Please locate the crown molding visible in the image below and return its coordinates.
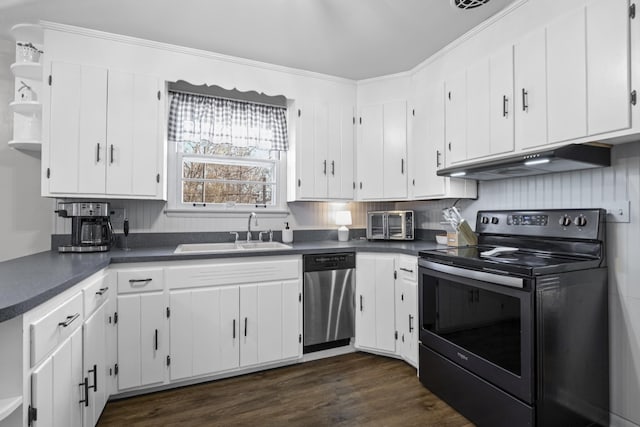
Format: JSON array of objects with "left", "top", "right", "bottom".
[{"left": 39, "top": 20, "right": 357, "bottom": 86}]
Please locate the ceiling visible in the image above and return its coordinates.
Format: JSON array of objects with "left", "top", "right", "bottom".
[{"left": 0, "top": 0, "right": 516, "bottom": 80}]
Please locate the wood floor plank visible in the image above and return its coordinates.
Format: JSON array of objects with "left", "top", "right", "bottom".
[{"left": 98, "top": 352, "right": 474, "bottom": 426}]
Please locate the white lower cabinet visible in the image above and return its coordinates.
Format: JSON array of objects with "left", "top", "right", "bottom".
[
  {"left": 82, "top": 302, "right": 108, "bottom": 427},
  {"left": 31, "top": 327, "right": 83, "bottom": 427},
  {"left": 355, "top": 253, "right": 418, "bottom": 369},
  {"left": 116, "top": 292, "right": 166, "bottom": 391},
  {"left": 355, "top": 253, "right": 396, "bottom": 354}
]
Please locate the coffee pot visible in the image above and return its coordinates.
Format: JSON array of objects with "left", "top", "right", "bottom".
[{"left": 56, "top": 202, "right": 114, "bottom": 252}]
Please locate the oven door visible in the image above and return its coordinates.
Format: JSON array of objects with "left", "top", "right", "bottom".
[
  {"left": 367, "top": 212, "right": 387, "bottom": 239},
  {"left": 419, "top": 260, "right": 534, "bottom": 403}
]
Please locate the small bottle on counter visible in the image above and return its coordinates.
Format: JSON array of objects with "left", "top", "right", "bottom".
[{"left": 282, "top": 222, "right": 293, "bottom": 243}]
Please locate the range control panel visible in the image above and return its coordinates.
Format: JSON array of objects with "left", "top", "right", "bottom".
[{"left": 476, "top": 209, "right": 605, "bottom": 240}]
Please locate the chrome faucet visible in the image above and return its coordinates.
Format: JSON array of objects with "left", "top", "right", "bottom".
[{"left": 247, "top": 212, "right": 258, "bottom": 242}]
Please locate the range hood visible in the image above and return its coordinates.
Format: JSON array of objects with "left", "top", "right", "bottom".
[{"left": 437, "top": 144, "right": 611, "bottom": 181}]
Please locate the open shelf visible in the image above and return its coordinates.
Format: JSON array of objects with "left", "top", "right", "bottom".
[
  {"left": 9, "top": 101, "right": 41, "bottom": 114},
  {"left": 10, "top": 62, "right": 42, "bottom": 81},
  {"left": 10, "top": 23, "right": 43, "bottom": 44},
  {"left": 8, "top": 140, "right": 41, "bottom": 151},
  {"left": 0, "top": 396, "right": 22, "bottom": 422}
]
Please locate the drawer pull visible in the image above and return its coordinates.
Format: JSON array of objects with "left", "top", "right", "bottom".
[
  {"left": 399, "top": 267, "right": 414, "bottom": 273},
  {"left": 95, "top": 286, "right": 109, "bottom": 296},
  {"left": 154, "top": 329, "right": 158, "bottom": 351},
  {"left": 58, "top": 313, "right": 79, "bottom": 327},
  {"left": 409, "top": 314, "right": 414, "bottom": 333},
  {"left": 129, "top": 278, "right": 153, "bottom": 286}
]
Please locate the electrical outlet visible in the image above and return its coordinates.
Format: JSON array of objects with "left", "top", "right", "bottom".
[
  {"left": 109, "top": 207, "right": 126, "bottom": 227},
  {"left": 601, "top": 201, "right": 630, "bottom": 223}
]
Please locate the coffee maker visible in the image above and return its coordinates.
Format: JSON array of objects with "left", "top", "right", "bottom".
[{"left": 56, "top": 202, "right": 114, "bottom": 252}]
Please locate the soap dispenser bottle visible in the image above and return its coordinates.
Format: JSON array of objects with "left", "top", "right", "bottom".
[{"left": 282, "top": 222, "right": 293, "bottom": 243}]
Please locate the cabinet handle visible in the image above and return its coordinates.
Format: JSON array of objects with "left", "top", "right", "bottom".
[
  {"left": 79, "top": 378, "right": 89, "bottom": 407},
  {"left": 88, "top": 364, "right": 97, "bottom": 392},
  {"left": 503, "top": 95, "right": 508, "bottom": 117},
  {"left": 154, "top": 329, "right": 158, "bottom": 351},
  {"left": 359, "top": 295, "right": 363, "bottom": 312},
  {"left": 129, "top": 278, "right": 152, "bottom": 286},
  {"left": 399, "top": 267, "right": 414, "bottom": 273},
  {"left": 58, "top": 313, "right": 79, "bottom": 327},
  {"left": 401, "top": 158, "right": 405, "bottom": 174},
  {"left": 95, "top": 286, "right": 109, "bottom": 296},
  {"left": 331, "top": 160, "right": 335, "bottom": 176},
  {"left": 323, "top": 160, "right": 327, "bottom": 175},
  {"left": 448, "top": 142, "right": 452, "bottom": 151},
  {"left": 233, "top": 319, "right": 236, "bottom": 339},
  {"left": 110, "top": 144, "right": 114, "bottom": 164},
  {"left": 522, "top": 88, "right": 529, "bottom": 112},
  {"left": 436, "top": 150, "right": 442, "bottom": 168},
  {"left": 409, "top": 315, "right": 414, "bottom": 333},
  {"left": 244, "top": 317, "right": 248, "bottom": 337},
  {"left": 96, "top": 143, "right": 101, "bottom": 163}
]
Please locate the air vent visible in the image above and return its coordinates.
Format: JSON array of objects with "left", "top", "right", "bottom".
[{"left": 452, "top": 0, "right": 491, "bottom": 10}]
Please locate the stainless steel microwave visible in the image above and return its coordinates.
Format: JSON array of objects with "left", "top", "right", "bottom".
[{"left": 367, "top": 210, "right": 414, "bottom": 240}]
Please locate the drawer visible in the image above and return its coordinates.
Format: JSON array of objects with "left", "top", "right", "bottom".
[
  {"left": 82, "top": 272, "right": 111, "bottom": 317},
  {"left": 30, "top": 291, "right": 83, "bottom": 367},
  {"left": 118, "top": 268, "right": 164, "bottom": 294},
  {"left": 397, "top": 256, "right": 418, "bottom": 282}
]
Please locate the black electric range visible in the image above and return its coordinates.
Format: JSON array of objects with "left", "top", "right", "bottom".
[{"left": 417, "top": 209, "right": 609, "bottom": 427}]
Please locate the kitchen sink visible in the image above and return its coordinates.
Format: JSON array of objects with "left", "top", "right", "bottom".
[{"left": 174, "top": 241, "right": 291, "bottom": 254}]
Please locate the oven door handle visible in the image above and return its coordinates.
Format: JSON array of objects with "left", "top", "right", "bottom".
[{"left": 418, "top": 260, "right": 524, "bottom": 289}]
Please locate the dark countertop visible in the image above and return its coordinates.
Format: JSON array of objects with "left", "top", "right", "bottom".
[{"left": 0, "top": 239, "right": 442, "bottom": 323}]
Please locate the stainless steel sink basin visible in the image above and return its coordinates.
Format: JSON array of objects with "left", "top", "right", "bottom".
[{"left": 174, "top": 241, "right": 291, "bottom": 254}]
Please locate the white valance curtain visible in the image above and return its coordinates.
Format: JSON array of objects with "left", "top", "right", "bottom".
[{"left": 168, "top": 91, "right": 289, "bottom": 151}]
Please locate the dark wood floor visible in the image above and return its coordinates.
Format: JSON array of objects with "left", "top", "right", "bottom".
[{"left": 98, "top": 352, "right": 474, "bottom": 427}]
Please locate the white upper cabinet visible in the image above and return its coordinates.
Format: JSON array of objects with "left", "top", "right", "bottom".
[
  {"left": 489, "top": 45, "right": 515, "bottom": 156},
  {"left": 357, "top": 101, "right": 408, "bottom": 200},
  {"left": 514, "top": 27, "right": 548, "bottom": 150},
  {"left": 43, "top": 61, "right": 165, "bottom": 199},
  {"left": 546, "top": 7, "right": 588, "bottom": 144},
  {"left": 586, "top": 0, "right": 631, "bottom": 136},
  {"left": 465, "top": 58, "right": 491, "bottom": 160},
  {"left": 290, "top": 101, "right": 355, "bottom": 201},
  {"left": 409, "top": 82, "right": 477, "bottom": 200},
  {"left": 356, "top": 104, "right": 384, "bottom": 199},
  {"left": 445, "top": 70, "right": 467, "bottom": 166},
  {"left": 382, "top": 100, "right": 408, "bottom": 199}
]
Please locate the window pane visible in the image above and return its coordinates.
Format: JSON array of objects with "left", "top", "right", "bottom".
[
  {"left": 204, "top": 163, "right": 273, "bottom": 182},
  {"left": 182, "top": 181, "right": 204, "bottom": 203},
  {"left": 203, "top": 182, "right": 273, "bottom": 204},
  {"left": 183, "top": 161, "right": 205, "bottom": 179},
  {"left": 183, "top": 142, "right": 274, "bottom": 159}
]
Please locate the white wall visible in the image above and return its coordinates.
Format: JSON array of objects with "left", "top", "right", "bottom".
[
  {"left": 0, "top": 38, "right": 53, "bottom": 262},
  {"left": 400, "top": 141, "right": 640, "bottom": 427}
]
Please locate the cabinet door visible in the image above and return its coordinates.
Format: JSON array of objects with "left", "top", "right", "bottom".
[
  {"left": 394, "top": 279, "right": 408, "bottom": 360},
  {"left": 48, "top": 62, "right": 107, "bottom": 195},
  {"left": 327, "top": 105, "right": 355, "bottom": 199},
  {"left": 404, "top": 280, "right": 418, "bottom": 368},
  {"left": 466, "top": 58, "right": 491, "bottom": 160},
  {"left": 106, "top": 71, "right": 161, "bottom": 197},
  {"left": 490, "top": 45, "right": 515, "bottom": 156},
  {"left": 82, "top": 302, "right": 108, "bottom": 427},
  {"left": 295, "top": 101, "right": 316, "bottom": 199},
  {"left": 383, "top": 100, "right": 407, "bottom": 199},
  {"left": 586, "top": 0, "right": 631, "bottom": 135},
  {"left": 445, "top": 71, "right": 467, "bottom": 165},
  {"left": 357, "top": 104, "right": 384, "bottom": 199},
  {"left": 117, "top": 292, "right": 164, "bottom": 390},
  {"left": 282, "top": 280, "right": 302, "bottom": 359},
  {"left": 547, "top": 7, "right": 587, "bottom": 143},
  {"left": 514, "top": 27, "right": 548, "bottom": 150},
  {"left": 32, "top": 327, "right": 83, "bottom": 427},
  {"left": 374, "top": 255, "right": 396, "bottom": 353},
  {"left": 312, "top": 103, "right": 329, "bottom": 198},
  {"left": 355, "top": 255, "right": 377, "bottom": 349},
  {"left": 169, "top": 286, "right": 240, "bottom": 380}
]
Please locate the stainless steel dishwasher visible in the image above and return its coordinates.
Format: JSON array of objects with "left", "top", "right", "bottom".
[{"left": 303, "top": 252, "right": 355, "bottom": 353}]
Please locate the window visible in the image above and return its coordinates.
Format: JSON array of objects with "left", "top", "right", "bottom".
[{"left": 167, "top": 90, "right": 288, "bottom": 212}]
